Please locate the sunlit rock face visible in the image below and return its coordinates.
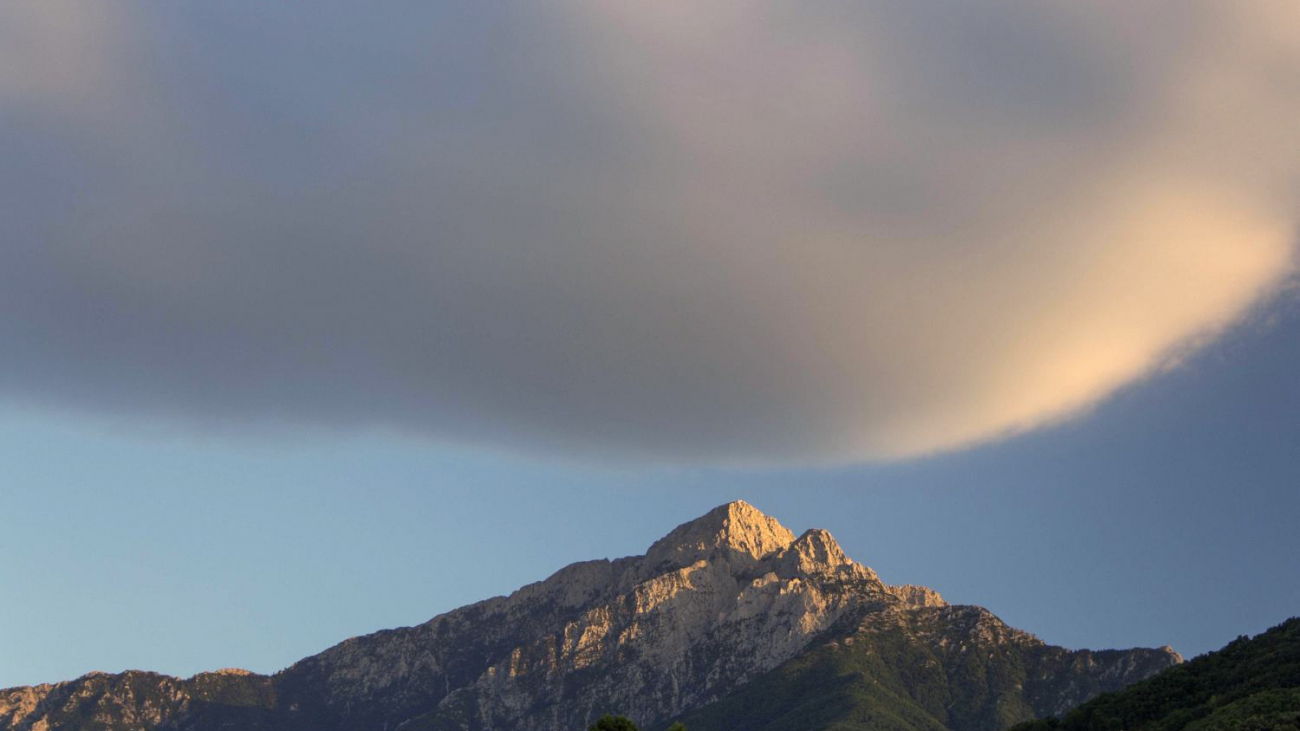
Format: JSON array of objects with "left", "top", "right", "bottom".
[
  {"left": 644, "top": 501, "right": 797, "bottom": 571},
  {"left": 280, "top": 501, "right": 889, "bottom": 731},
  {"left": 0, "top": 502, "right": 1180, "bottom": 731},
  {"left": 886, "top": 584, "right": 950, "bottom": 608}
]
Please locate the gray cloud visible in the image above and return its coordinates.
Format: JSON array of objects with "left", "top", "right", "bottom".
[{"left": 1, "top": 1, "right": 1297, "bottom": 464}]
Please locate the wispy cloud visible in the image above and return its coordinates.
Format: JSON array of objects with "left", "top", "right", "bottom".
[{"left": 1, "top": 1, "right": 1296, "bottom": 464}]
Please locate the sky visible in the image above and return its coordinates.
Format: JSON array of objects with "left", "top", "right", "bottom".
[{"left": 1, "top": 0, "right": 1298, "bottom": 690}]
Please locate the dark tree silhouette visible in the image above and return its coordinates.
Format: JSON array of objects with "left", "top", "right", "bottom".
[{"left": 588, "top": 714, "right": 640, "bottom": 731}]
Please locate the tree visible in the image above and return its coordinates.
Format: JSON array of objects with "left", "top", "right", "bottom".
[
  {"left": 666, "top": 723, "right": 688, "bottom": 731},
  {"left": 588, "top": 714, "right": 640, "bottom": 731}
]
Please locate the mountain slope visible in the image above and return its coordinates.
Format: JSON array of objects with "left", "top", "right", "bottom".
[
  {"left": 0, "top": 501, "right": 1181, "bottom": 731},
  {"left": 1008, "top": 618, "right": 1300, "bottom": 731},
  {"left": 673, "top": 604, "right": 1179, "bottom": 731}
]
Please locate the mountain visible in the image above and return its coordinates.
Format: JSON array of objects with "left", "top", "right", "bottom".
[
  {"left": 1008, "top": 617, "right": 1300, "bottom": 731},
  {"left": 674, "top": 603, "right": 1180, "bottom": 731},
  {"left": 0, "top": 501, "right": 1180, "bottom": 731}
]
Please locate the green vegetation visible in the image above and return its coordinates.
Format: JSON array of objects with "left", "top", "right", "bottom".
[
  {"left": 664, "top": 605, "right": 1179, "bottom": 731},
  {"left": 1010, "top": 618, "right": 1300, "bottom": 731},
  {"left": 667, "top": 627, "right": 974, "bottom": 731},
  {"left": 591, "top": 716, "right": 642, "bottom": 731},
  {"left": 665, "top": 616, "right": 1297, "bottom": 731}
]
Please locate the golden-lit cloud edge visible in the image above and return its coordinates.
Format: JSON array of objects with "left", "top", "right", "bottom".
[{"left": 0, "top": 1, "right": 1296, "bottom": 464}]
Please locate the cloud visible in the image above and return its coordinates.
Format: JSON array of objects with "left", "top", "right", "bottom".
[{"left": 0, "top": 0, "right": 1296, "bottom": 464}]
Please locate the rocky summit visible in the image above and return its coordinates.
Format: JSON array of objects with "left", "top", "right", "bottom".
[{"left": 0, "top": 501, "right": 1181, "bottom": 731}]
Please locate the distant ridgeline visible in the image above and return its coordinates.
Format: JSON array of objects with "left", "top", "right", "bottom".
[
  {"left": 0, "top": 502, "right": 1184, "bottom": 731},
  {"left": 1008, "top": 618, "right": 1300, "bottom": 731}
]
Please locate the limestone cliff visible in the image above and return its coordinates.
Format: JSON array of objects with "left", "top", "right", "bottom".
[{"left": 0, "top": 501, "right": 1181, "bottom": 731}]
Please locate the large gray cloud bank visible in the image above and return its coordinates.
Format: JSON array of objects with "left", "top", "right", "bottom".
[{"left": 1, "top": 1, "right": 1297, "bottom": 463}]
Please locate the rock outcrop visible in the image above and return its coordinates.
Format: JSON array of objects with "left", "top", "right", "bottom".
[
  {"left": 0, "top": 501, "right": 1181, "bottom": 731},
  {"left": 886, "top": 584, "right": 949, "bottom": 608}
]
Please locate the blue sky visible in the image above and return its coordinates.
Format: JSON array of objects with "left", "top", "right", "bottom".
[
  {"left": 3, "top": 296, "right": 1297, "bottom": 689},
  {"left": 2, "top": 1, "right": 1299, "bottom": 691}
]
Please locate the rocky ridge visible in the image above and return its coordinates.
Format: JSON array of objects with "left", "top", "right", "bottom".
[{"left": 0, "top": 501, "right": 1181, "bottom": 731}]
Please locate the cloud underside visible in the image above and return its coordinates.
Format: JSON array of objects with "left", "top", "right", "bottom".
[{"left": 1, "top": 1, "right": 1297, "bottom": 463}]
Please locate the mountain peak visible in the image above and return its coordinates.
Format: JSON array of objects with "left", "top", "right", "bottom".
[
  {"left": 645, "top": 500, "right": 795, "bottom": 569},
  {"left": 0, "top": 500, "right": 1187, "bottom": 731},
  {"left": 773, "top": 527, "right": 884, "bottom": 584},
  {"left": 781, "top": 528, "right": 850, "bottom": 568}
]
